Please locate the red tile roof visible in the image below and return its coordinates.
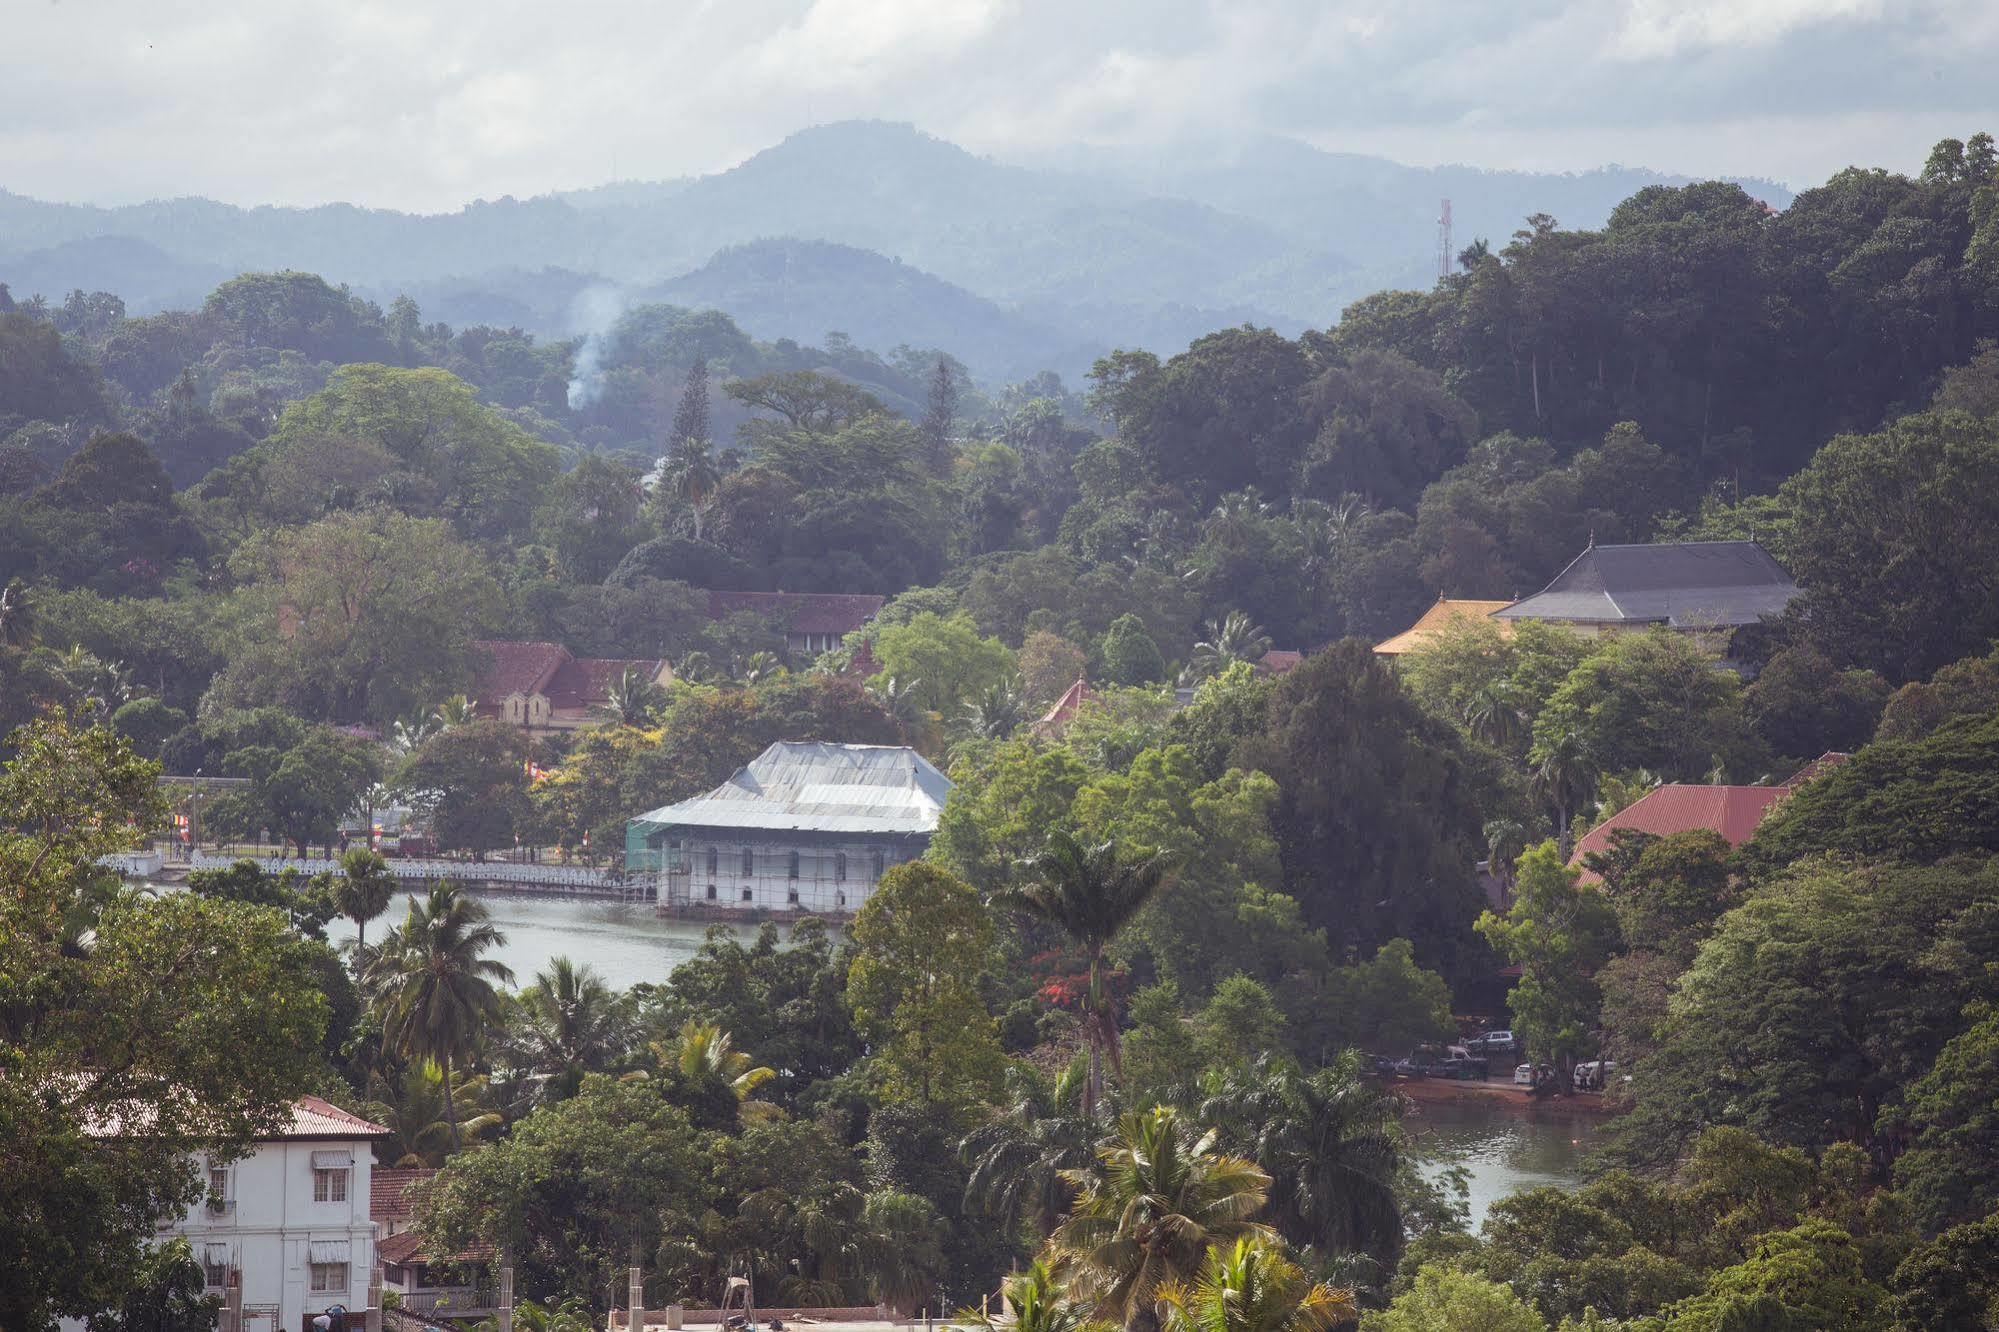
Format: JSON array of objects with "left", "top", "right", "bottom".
[
  {"left": 378, "top": 1229, "right": 494, "bottom": 1266},
  {"left": 705, "top": 590, "right": 886, "bottom": 636},
  {"left": 1571, "top": 784, "right": 1787, "bottom": 878},
  {"left": 546, "top": 657, "right": 665, "bottom": 710},
  {"left": 1257, "top": 649, "right": 1306, "bottom": 676},
  {"left": 1032, "top": 678, "right": 1094, "bottom": 735},
  {"left": 470, "top": 640, "right": 569, "bottom": 705},
  {"left": 282, "top": 1095, "right": 391, "bottom": 1139},
  {"left": 371, "top": 1167, "right": 435, "bottom": 1223},
  {"left": 1779, "top": 751, "right": 1852, "bottom": 788}
]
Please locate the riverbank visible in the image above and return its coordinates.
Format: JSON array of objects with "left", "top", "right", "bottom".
[{"left": 1381, "top": 1073, "right": 1621, "bottom": 1115}]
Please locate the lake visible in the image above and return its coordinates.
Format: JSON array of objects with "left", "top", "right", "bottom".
[
  {"left": 324, "top": 889, "right": 778, "bottom": 986},
  {"left": 1405, "top": 1096, "right": 1602, "bottom": 1229}
]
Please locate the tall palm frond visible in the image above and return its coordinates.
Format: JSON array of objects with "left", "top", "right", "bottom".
[
  {"left": 596, "top": 665, "right": 666, "bottom": 727},
  {"left": 1189, "top": 613, "right": 1271, "bottom": 680},
  {"left": 1156, "top": 1237, "right": 1355, "bottom": 1332}
]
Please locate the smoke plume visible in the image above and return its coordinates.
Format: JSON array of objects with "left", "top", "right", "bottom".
[{"left": 565, "top": 285, "right": 627, "bottom": 409}]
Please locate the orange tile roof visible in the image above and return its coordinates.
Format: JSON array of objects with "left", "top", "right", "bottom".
[
  {"left": 1374, "top": 599, "right": 1516, "bottom": 655},
  {"left": 371, "top": 1167, "right": 435, "bottom": 1223},
  {"left": 1570, "top": 785, "right": 1787, "bottom": 880}
]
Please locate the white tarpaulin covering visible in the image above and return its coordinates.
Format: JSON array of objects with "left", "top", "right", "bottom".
[
  {"left": 310, "top": 1150, "right": 354, "bottom": 1168},
  {"left": 308, "top": 1240, "right": 350, "bottom": 1263},
  {"left": 633, "top": 741, "right": 950, "bottom": 835}
]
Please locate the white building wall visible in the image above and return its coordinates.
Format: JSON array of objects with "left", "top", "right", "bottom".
[
  {"left": 177, "top": 1137, "right": 378, "bottom": 1332},
  {"left": 671, "top": 836, "right": 911, "bottom": 914}
]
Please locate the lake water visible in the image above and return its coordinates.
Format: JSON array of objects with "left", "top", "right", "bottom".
[
  {"left": 324, "top": 889, "right": 778, "bottom": 986},
  {"left": 1404, "top": 1097, "right": 1601, "bottom": 1229}
]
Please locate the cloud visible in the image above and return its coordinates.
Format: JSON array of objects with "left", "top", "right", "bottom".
[{"left": 0, "top": 0, "right": 1989, "bottom": 209}]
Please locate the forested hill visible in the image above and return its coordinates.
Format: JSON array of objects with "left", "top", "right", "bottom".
[{"left": 0, "top": 121, "right": 1789, "bottom": 381}]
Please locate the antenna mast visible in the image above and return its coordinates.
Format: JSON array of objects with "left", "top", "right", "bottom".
[{"left": 1437, "top": 198, "right": 1453, "bottom": 281}]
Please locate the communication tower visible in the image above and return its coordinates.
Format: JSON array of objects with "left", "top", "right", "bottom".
[{"left": 1437, "top": 198, "right": 1453, "bottom": 281}]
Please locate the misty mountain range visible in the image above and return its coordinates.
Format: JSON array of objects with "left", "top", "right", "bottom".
[{"left": 0, "top": 120, "right": 1793, "bottom": 383}]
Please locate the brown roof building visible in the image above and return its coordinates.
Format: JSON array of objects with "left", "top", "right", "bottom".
[
  {"left": 1570, "top": 753, "right": 1850, "bottom": 881},
  {"left": 1374, "top": 598, "right": 1517, "bottom": 656},
  {"left": 470, "top": 640, "right": 673, "bottom": 733},
  {"left": 705, "top": 590, "right": 886, "bottom": 657}
]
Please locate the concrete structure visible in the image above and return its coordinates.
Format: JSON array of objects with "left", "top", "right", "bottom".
[
  {"left": 1494, "top": 540, "right": 1798, "bottom": 648},
  {"left": 172, "top": 1097, "right": 389, "bottom": 1332},
  {"left": 470, "top": 640, "right": 673, "bottom": 732},
  {"left": 626, "top": 741, "right": 950, "bottom": 916},
  {"left": 1374, "top": 598, "right": 1517, "bottom": 656},
  {"left": 703, "top": 590, "right": 886, "bottom": 659}
]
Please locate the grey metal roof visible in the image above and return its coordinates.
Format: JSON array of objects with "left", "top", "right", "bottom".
[
  {"left": 1494, "top": 540, "right": 1799, "bottom": 628},
  {"left": 632, "top": 741, "right": 951, "bottom": 836}
]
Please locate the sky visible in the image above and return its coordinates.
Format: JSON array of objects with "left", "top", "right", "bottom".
[{"left": 3, "top": 0, "right": 1994, "bottom": 212}]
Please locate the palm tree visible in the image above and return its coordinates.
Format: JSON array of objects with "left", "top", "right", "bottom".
[
  {"left": 962, "top": 1060, "right": 1096, "bottom": 1241},
  {"left": 1200, "top": 1055, "right": 1404, "bottom": 1268},
  {"left": 1005, "top": 831, "right": 1169, "bottom": 1117},
  {"left": 596, "top": 665, "right": 666, "bottom": 727},
  {"left": 368, "top": 883, "right": 514, "bottom": 1151},
  {"left": 651, "top": 1019, "right": 775, "bottom": 1100},
  {"left": 334, "top": 846, "right": 397, "bottom": 953},
  {"left": 677, "top": 650, "right": 717, "bottom": 684},
  {"left": 962, "top": 675, "right": 1027, "bottom": 740},
  {"left": 658, "top": 434, "right": 721, "bottom": 539},
  {"left": 1530, "top": 728, "right": 1597, "bottom": 858},
  {"left": 1189, "top": 613, "right": 1271, "bottom": 679},
  {"left": 391, "top": 713, "right": 441, "bottom": 755},
  {"left": 1461, "top": 680, "right": 1527, "bottom": 752},
  {"left": 367, "top": 1056, "right": 504, "bottom": 1167},
  {"left": 433, "top": 693, "right": 477, "bottom": 728},
  {"left": 512, "top": 956, "right": 629, "bottom": 1100},
  {"left": 475, "top": 1298, "right": 596, "bottom": 1332},
  {"left": 0, "top": 578, "right": 38, "bottom": 648},
  {"left": 1053, "top": 1106, "right": 1275, "bottom": 1332},
  {"left": 736, "top": 650, "right": 783, "bottom": 685},
  {"left": 960, "top": 1260, "right": 1108, "bottom": 1332},
  {"left": 1156, "top": 1237, "right": 1354, "bottom": 1332},
  {"left": 1482, "top": 818, "right": 1530, "bottom": 899}
]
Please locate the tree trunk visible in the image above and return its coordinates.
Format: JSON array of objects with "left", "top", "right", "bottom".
[{"left": 442, "top": 1050, "right": 462, "bottom": 1152}]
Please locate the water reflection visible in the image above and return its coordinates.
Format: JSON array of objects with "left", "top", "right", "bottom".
[
  {"left": 1405, "top": 1098, "right": 1601, "bottom": 1230},
  {"left": 324, "top": 890, "right": 792, "bottom": 988}
]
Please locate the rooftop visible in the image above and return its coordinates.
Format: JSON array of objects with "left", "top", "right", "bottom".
[
  {"left": 1374, "top": 599, "right": 1517, "bottom": 655},
  {"left": 632, "top": 741, "right": 950, "bottom": 836},
  {"left": 371, "top": 1166, "right": 436, "bottom": 1223},
  {"left": 1495, "top": 540, "right": 1798, "bottom": 628}
]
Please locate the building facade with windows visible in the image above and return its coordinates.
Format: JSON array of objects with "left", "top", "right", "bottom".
[
  {"left": 174, "top": 1097, "right": 388, "bottom": 1332},
  {"left": 625, "top": 741, "right": 950, "bottom": 917}
]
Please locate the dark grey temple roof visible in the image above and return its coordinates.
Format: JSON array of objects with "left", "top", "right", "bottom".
[{"left": 1494, "top": 540, "right": 1799, "bottom": 627}]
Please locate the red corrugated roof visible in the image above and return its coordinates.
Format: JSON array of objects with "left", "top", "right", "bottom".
[
  {"left": 283, "top": 1095, "right": 391, "bottom": 1139},
  {"left": 705, "top": 590, "right": 885, "bottom": 635},
  {"left": 1571, "top": 784, "right": 1787, "bottom": 877},
  {"left": 371, "top": 1167, "right": 435, "bottom": 1223},
  {"left": 470, "top": 640, "right": 569, "bottom": 705},
  {"left": 1032, "top": 678, "right": 1093, "bottom": 735}
]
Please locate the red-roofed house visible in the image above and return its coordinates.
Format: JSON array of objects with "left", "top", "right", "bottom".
[
  {"left": 1032, "top": 678, "right": 1095, "bottom": 737},
  {"left": 470, "top": 641, "right": 673, "bottom": 733},
  {"left": 1569, "top": 754, "right": 1850, "bottom": 882},
  {"left": 705, "top": 590, "right": 886, "bottom": 657},
  {"left": 1256, "top": 649, "right": 1307, "bottom": 677}
]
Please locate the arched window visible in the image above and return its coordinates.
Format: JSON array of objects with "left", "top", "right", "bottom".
[
  {"left": 835, "top": 852, "right": 847, "bottom": 881},
  {"left": 788, "top": 851, "right": 801, "bottom": 879},
  {"left": 871, "top": 850, "right": 885, "bottom": 879},
  {"left": 705, "top": 883, "right": 717, "bottom": 901},
  {"left": 705, "top": 846, "right": 718, "bottom": 875},
  {"left": 741, "top": 847, "right": 754, "bottom": 875}
]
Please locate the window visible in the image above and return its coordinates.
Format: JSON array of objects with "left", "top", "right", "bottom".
[
  {"left": 741, "top": 847, "right": 754, "bottom": 875},
  {"left": 706, "top": 883, "right": 717, "bottom": 900},
  {"left": 787, "top": 851, "right": 801, "bottom": 879},
  {"left": 202, "top": 1253, "right": 227, "bottom": 1290},
  {"left": 208, "top": 1164, "right": 228, "bottom": 1198},
  {"left": 741, "top": 887, "right": 753, "bottom": 902},
  {"left": 705, "top": 846, "right": 718, "bottom": 875},
  {"left": 787, "top": 887, "right": 800, "bottom": 904},
  {"left": 836, "top": 891, "right": 847, "bottom": 908},
  {"left": 313, "top": 1168, "right": 348, "bottom": 1203},
  {"left": 835, "top": 852, "right": 847, "bottom": 881},
  {"left": 871, "top": 850, "right": 885, "bottom": 878},
  {"left": 310, "top": 1263, "right": 348, "bottom": 1293}
]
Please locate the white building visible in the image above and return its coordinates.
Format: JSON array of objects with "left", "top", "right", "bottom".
[
  {"left": 625, "top": 741, "right": 951, "bottom": 916},
  {"left": 177, "top": 1097, "right": 389, "bottom": 1332}
]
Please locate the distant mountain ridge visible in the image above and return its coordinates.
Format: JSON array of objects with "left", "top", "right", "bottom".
[{"left": 0, "top": 121, "right": 1796, "bottom": 382}]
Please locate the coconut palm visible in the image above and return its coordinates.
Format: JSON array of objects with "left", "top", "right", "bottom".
[
  {"left": 1053, "top": 1106, "right": 1275, "bottom": 1332},
  {"left": 0, "top": 578, "right": 38, "bottom": 648},
  {"left": 736, "top": 651, "right": 784, "bottom": 685},
  {"left": 391, "top": 714, "right": 440, "bottom": 755},
  {"left": 1461, "top": 680, "right": 1528, "bottom": 752},
  {"left": 1005, "top": 831, "right": 1169, "bottom": 1117},
  {"left": 596, "top": 665, "right": 666, "bottom": 727},
  {"left": 433, "top": 693, "right": 477, "bottom": 728},
  {"left": 334, "top": 846, "right": 397, "bottom": 953},
  {"left": 511, "top": 956, "right": 629, "bottom": 1100},
  {"left": 1530, "top": 728, "right": 1597, "bottom": 858},
  {"left": 857, "top": 1190, "right": 946, "bottom": 1316},
  {"left": 962, "top": 675, "right": 1027, "bottom": 740},
  {"left": 367, "top": 1056, "right": 504, "bottom": 1167},
  {"left": 1189, "top": 613, "right": 1271, "bottom": 679},
  {"left": 658, "top": 434, "right": 720, "bottom": 539},
  {"left": 1156, "top": 1237, "right": 1355, "bottom": 1332},
  {"left": 368, "top": 882, "right": 514, "bottom": 1151},
  {"left": 651, "top": 1019, "right": 775, "bottom": 1101},
  {"left": 1200, "top": 1055, "right": 1404, "bottom": 1267},
  {"left": 677, "top": 650, "right": 717, "bottom": 684},
  {"left": 962, "top": 1059, "right": 1096, "bottom": 1241},
  {"left": 1482, "top": 818, "right": 1530, "bottom": 897},
  {"left": 474, "top": 1298, "right": 596, "bottom": 1332},
  {"left": 960, "top": 1260, "right": 1108, "bottom": 1332}
]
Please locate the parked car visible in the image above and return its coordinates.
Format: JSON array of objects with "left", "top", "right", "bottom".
[
  {"left": 1396, "top": 1044, "right": 1489, "bottom": 1080},
  {"left": 1467, "top": 1030, "right": 1518, "bottom": 1055},
  {"left": 1574, "top": 1059, "right": 1619, "bottom": 1091},
  {"left": 1513, "top": 1062, "right": 1536, "bottom": 1086}
]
